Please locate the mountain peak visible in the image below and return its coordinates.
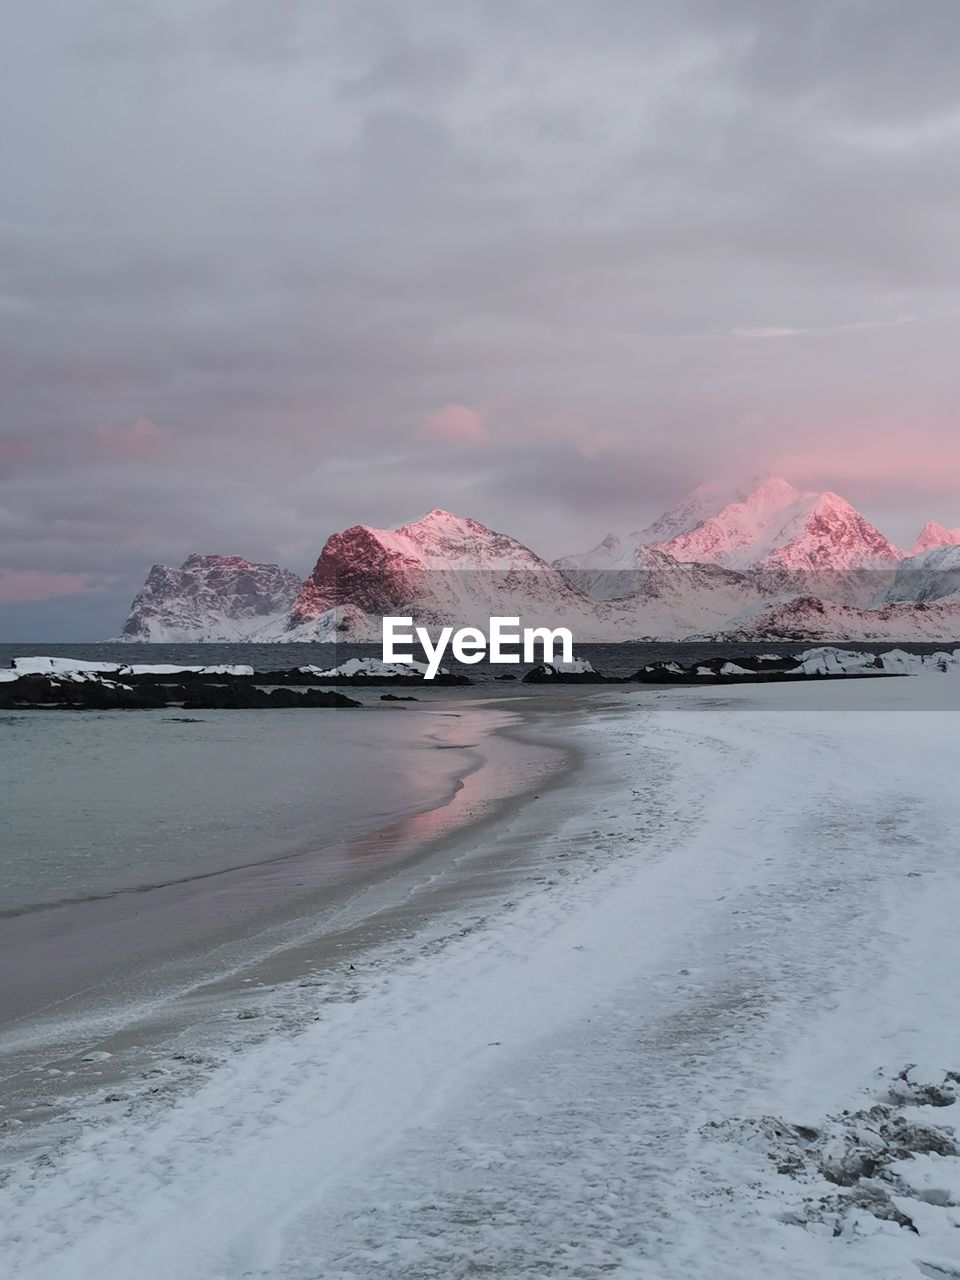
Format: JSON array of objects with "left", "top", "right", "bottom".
[
  {"left": 912, "top": 520, "right": 960, "bottom": 555},
  {"left": 648, "top": 477, "right": 902, "bottom": 570},
  {"left": 420, "top": 507, "right": 463, "bottom": 523},
  {"left": 286, "top": 507, "right": 563, "bottom": 632},
  {"left": 117, "top": 555, "right": 301, "bottom": 642},
  {"left": 742, "top": 475, "right": 806, "bottom": 505}
]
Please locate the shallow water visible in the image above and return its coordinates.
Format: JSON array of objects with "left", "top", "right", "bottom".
[
  {"left": 0, "top": 704, "right": 469, "bottom": 917},
  {"left": 0, "top": 698, "right": 522, "bottom": 1028}
]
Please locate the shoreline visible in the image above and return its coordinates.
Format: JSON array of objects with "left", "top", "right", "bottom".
[{"left": 0, "top": 689, "right": 591, "bottom": 1154}]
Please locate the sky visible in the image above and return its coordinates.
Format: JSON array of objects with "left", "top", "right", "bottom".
[{"left": 3, "top": 0, "right": 960, "bottom": 639}]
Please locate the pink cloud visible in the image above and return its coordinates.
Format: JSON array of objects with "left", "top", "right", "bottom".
[
  {"left": 422, "top": 405, "right": 490, "bottom": 448},
  {"left": 0, "top": 437, "right": 37, "bottom": 464},
  {"left": 0, "top": 570, "right": 96, "bottom": 602},
  {"left": 764, "top": 414, "right": 960, "bottom": 500},
  {"left": 95, "top": 418, "right": 169, "bottom": 460}
]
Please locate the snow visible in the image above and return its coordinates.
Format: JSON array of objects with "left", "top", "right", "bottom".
[
  {"left": 545, "top": 657, "right": 595, "bottom": 674},
  {"left": 13, "top": 656, "right": 120, "bottom": 674},
  {"left": 9, "top": 657, "right": 254, "bottom": 677},
  {"left": 876, "top": 648, "right": 960, "bottom": 674},
  {"left": 3, "top": 665, "right": 131, "bottom": 688},
  {"left": 4, "top": 678, "right": 960, "bottom": 1278},
  {"left": 794, "top": 646, "right": 960, "bottom": 676},
  {"left": 299, "top": 658, "right": 446, "bottom": 678},
  {"left": 124, "top": 664, "right": 255, "bottom": 677}
]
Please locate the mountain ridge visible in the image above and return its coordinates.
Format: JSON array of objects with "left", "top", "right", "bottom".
[{"left": 116, "top": 480, "right": 960, "bottom": 643}]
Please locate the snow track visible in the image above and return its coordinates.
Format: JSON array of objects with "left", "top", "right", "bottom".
[{"left": 2, "top": 679, "right": 960, "bottom": 1279}]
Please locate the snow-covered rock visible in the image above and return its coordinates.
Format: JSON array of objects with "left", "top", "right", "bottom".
[
  {"left": 791, "top": 646, "right": 960, "bottom": 676},
  {"left": 635, "top": 647, "right": 960, "bottom": 683},
  {"left": 548, "top": 657, "right": 595, "bottom": 674},
  {"left": 299, "top": 659, "right": 445, "bottom": 679},
  {"left": 522, "top": 658, "right": 606, "bottom": 682},
  {"left": 117, "top": 555, "right": 301, "bottom": 642},
  {"left": 11, "top": 657, "right": 255, "bottom": 678},
  {"left": 13, "top": 656, "right": 121, "bottom": 675}
]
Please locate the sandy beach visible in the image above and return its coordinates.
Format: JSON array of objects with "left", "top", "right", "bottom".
[{"left": 3, "top": 677, "right": 960, "bottom": 1279}]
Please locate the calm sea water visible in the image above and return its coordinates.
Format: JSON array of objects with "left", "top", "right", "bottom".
[
  {"left": 1, "top": 690, "right": 538, "bottom": 1031},
  {"left": 0, "top": 704, "right": 471, "bottom": 919}
]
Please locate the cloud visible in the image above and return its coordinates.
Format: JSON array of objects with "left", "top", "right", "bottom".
[
  {"left": 4, "top": 1, "right": 960, "bottom": 634},
  {"left": 94, "top": 419, "right": 170, "bottom": 460},
  {"left": 0, "top": 569, "right": 97, "bottom": 603},
  {"left": 0, "top": 437, "right": 38, "bottom": 464},
  {"left": 730, "top": 327, "right": 799, "bottom": 339},
  {"left": 421, "top": 405, "right": 490, "bottom": 447}
]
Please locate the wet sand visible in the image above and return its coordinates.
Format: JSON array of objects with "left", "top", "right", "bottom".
[{"left": 0, "top": 689, "right": 600, "bottom": 1144}]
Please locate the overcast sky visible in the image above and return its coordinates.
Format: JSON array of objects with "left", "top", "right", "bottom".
[{"left": 3, "top": 0, "right": 960, "bottom": 638}]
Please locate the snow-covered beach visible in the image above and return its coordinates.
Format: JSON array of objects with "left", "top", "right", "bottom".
[{"left": 3, "top": 675, "right": 960, "bottom": 1279}]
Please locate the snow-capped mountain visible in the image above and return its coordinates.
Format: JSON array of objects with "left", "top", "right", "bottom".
[
  {"left": 281, "top": 508, "right": 606, "bottom": 641},
  {"left": 912, "top": 521, "right": 960, "bottom": 554},
  {"left": 634, "top": 477, "right": 754, "bottom": 544},
  {"left": 883, "top": 545, "right": 960, "bottom": 605},
  {"left": 652, "top": 477, "right": 904, "bottom": 571},
  {"left": 112, "top": 483, "right": 960, "bottom": 644},
  {"left": 552, "top": 537, "right": 678, "bottom": 601},
  {"left": 552, "top": 477, "right": 757, "bottom": 596},
  {"left": 551, "top": 533, "right": 771, "bottom": 631},
  {"left": 117, "top": 555, "right": 301, "bottom": 642}
]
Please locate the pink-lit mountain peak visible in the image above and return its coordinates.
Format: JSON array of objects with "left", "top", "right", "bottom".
[
  {"left": 348, "top": 508, "right": 548, "bottom": 569},
  {"left": 635, "top": 474, "right": 781, "bottom": 544},
  {"left": 287, "top": 507, "right": 567, "bottom": 630},
  {"left": 651, "top": 477, "right": 904, "bottom": 570},
  {"left": 912, "top": 520, "right": 960, "bottom": 555}
]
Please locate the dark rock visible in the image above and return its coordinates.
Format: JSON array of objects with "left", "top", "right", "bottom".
[
  {"left": 0, "top": 674, "right": 360, "bottom": 711},
  {"left": 522, "top": 663, "right": 611, "bottom": 683},
  {"left": 381, "top": 693, "right": 418, "bottom": 701},
  {"left": 628, "top": 655, "right": 899, "bottom": 684}
]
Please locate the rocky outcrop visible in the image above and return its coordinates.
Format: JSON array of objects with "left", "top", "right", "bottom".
[
  {"left": 0, "top": 673, "right": 360, "bottom": 710},
  {"left": 522, "top": 660, "right": 612, "bottom": 683}
]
